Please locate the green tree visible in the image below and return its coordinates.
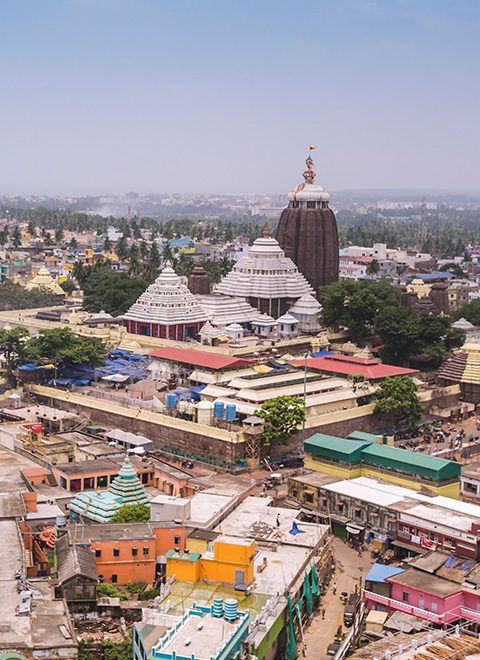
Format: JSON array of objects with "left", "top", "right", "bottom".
[
  {"left": 27, "top": 328, "right": 105, "bottom": 370},
  {"left": 72, "top": 261, "right": 87, "bottom": 285},
  {"left": 0, "top": 280, "right": 55, "bottom": 311},
  {"left": 103, "top": 236, "right": 112, "bottom": 253},
  {"left": 0, "top": 327, "right": 30, "bottom": 386},
  {"left": 110, "top": 503, "right": 150, "bottom": 523},
  {"left": 149, "top": 242, "right": 161, "bottom": 269},
  {"left": 366, "top": 259, "right": 379, "bottom": 275},
  {"left": 60, "top": 279, "right": 76, "bottom": 295},
  {"left": 453, "top": 299, "right": 480, "bottom": 326},
  {"left": 374, "top": 376, "right": 423, "bottom": 426},
  {"left": 115, "top": 236, "right": 129, "bottom": 261},
  {"left": 12, "top": 225, "right": 22, "bottom": 247},
  {"left": 319, "top": 279, "right": 400, "bottom": 338},
  {"left": 439, "top": 262, "right": 466, "bottom": 278},
  {"left": 256, "top": 395, "right": 305, "bottom": 447},
  {"left": 69, "top": 236, "right": 78, "bottom": 251},
  {"left": 82, "top": 269, "right": 148, "bottom": 316},
  {"left": 55, "top": 226, "right": 64, "bottom": 244}
]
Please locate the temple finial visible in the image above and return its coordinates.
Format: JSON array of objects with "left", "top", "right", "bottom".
[
  {"left": 262, "top": 223, "right": 270, "bottom": 238},
  {"left": 303, "top": 146, "right": 316, "bottom": 184}
]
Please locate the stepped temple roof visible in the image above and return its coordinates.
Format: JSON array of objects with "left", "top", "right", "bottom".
[
  {"left": 25, "top": 267, "right": 65, "bottom": 296},
  {"left": 123, "top": 264, "right": 208, "bottom": 326},
  {"left": 438, "top": 338, "right": 480, "bottom": 386},
  {"left": 215, "top": 225, "right": 313, "bottom": 307},
  {"left": 69, "top": 455, "right": 149, "bottom": 523}
]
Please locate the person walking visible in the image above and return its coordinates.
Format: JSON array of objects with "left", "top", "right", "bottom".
[
  {"left": 321, "top": 608, "right": 325, "bottom": 619},
  {"left": 332, "top": 582, "right": 337, "bottom": 595}
]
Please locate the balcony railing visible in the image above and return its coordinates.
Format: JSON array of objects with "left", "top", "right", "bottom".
[{"left": 364, "top": 590, "right": 450, "bottom": 624}]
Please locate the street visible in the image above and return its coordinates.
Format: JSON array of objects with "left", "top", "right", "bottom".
[{"left": 303, "top": 538, "right": 373, "bottom": 659}]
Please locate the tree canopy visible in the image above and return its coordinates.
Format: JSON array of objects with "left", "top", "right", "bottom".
[
  {"left": 110, "top": 503, "right": 150, "bottom": 523},
  {"left": 27, "top": 327, "right": 105, "bottom": 368},
  {"left": 374, "top": 376, "right": 423, "bottom": 426},
  {"left": 81, "top": 268, "right": 148, "bottom": 316},
  {"left": 319, "top": 279, "right": 400, "bottom": 338},
  {"left": 256, "top": 395, "right": 305, "bottom": 447},
  {"left": 453, "top": 299, "right": 480, "bottom": 326},
  {"left": 0, "top": 280, "right": 55, "bottom": 311},
  {"left": 375, "top": 305, "right": 465, "bottom": 366},
  {"left": 0, "top": 327, "right": 29, "bottom": 386}
]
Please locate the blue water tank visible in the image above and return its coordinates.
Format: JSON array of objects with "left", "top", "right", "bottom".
[
  {"left": 166, "top": 392, "right": 177, "bottom": 409},
  {"left": 225, "top": 403, "right": 236, "bottom": 421},
  {"left": 213, "top": 401, "right": 225, "bottom": 418}
]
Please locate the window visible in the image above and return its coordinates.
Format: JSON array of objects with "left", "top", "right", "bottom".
[
  {"left": 132, "top": 547, "right": 138, "bottom": 557},
  {"left": 174, "top": 535, "right": 181, "bottom": 545},
  {"left": 304, "top": 492, "right": 314, "bottom": 504},
  {"left": 464, "top": 481, "right": 478, "bottom": 495},
  {"left": 95, "top": 549, "right": 101, "bottom": 558},
  {"left": 431, "top": 601, "right": 438, "bottom": 612},
  {"left": 111, "top": 574, "right": 118, "bottom": 583},
  {"left": 97, "top": 475, "right": 108, "bottom": 488},
  {"left": 143, "top": 547, "right": 149, "bottom": 556},
  {"left": 113, "top": 548, "right": 120, "bottom": 557},
  {"left": 402, "top": 592, "right": 409, "bottom": 603}
]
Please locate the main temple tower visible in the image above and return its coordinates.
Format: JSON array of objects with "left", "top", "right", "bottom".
[{"left": 276, "top": 150, "right": 339, "bottom": 292}]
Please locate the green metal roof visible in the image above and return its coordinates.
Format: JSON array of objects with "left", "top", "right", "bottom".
[
  {"left": 360, "top": 443, "right": 461, "bottom": 481},
  {"left": 304, "top": 434, "right": 365, "bottom": 464},
  {"left": 347, "top": 430, "right": 378, "bottom": 443}
]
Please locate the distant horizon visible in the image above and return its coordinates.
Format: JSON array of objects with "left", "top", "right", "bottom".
[{"left": 1, "top": 1, "right": 479, "bottom": 195}]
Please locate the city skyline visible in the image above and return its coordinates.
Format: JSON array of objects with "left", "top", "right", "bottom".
[{"left": 1, "top": 0, "right": 479, "bottom": 195}]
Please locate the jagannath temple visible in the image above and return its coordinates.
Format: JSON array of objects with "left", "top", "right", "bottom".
[
  {"left": 123, "top": 264, "right": 209, "bottom": 339},
  {"left": 215, "top": 225, "right": 314, "bottom": 317},
  {"left": 276, "top": 148, "right": 339, "bottom": 291},
  {"left": 68, "top": 455, "right": 149, "bottom": 523}
]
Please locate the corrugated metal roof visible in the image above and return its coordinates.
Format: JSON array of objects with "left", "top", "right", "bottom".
[
  {"left": 149, "top": 347, "right": 252, "bottom": 370},
  {"left": 361, "top": 443, "right": 461, "bottom": 480},
  {"left": 365, "top": 563, "right": 405, "bottom": 583}
]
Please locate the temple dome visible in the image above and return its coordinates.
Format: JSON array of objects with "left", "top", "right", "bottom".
[
  {"left": 123, "top": 264, "right": 208, "bottom": 326},
  {"left": 215, "top": 226, "right": 314, "bottom": 316}
]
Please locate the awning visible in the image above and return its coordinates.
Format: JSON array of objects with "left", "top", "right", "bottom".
[
  {"left": 346, "top": 524, "right": 364, "bottom": 535},
  {"left": 391, "top": 540, "right": 428, "bottom": 555},
  {"left": 101, "top": 373, "right": 129, "bottom": 383}
]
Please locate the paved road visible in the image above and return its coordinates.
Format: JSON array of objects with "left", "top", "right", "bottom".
[{"left": 303, "top": 538, "right": 373, "bottom": 659}]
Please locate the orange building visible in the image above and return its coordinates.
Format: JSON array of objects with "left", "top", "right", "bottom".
[
  {"left": 166, "top": 536, "right": 255, "bottom": 588},
  {"left": 68, "top": 522, "right": 187, "bottom": 585}
]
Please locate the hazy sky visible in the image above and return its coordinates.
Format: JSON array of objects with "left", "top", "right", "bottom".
[{"left": 1, "top": 0, "right": 479, "bottom": 195}]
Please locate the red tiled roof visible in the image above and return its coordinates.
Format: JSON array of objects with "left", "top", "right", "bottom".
[
  {"left": 149, "top": 347, "right": 253, "bottom": 370},
  {"left": 290, "top": 354, "right": 417, "bottom": 379}
]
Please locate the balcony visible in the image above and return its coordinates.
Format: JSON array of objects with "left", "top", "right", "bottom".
[{"left": 363, "top": 590, "right": 446, "bottom": 624}]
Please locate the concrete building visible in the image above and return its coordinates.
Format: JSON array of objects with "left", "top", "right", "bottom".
[{"left": 303, "top": 433, "right": 461, "bottom": 498}]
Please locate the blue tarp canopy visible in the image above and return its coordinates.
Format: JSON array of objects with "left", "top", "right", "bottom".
[{"left": 19, "top": 363, "right": 41, "bottom": 371}]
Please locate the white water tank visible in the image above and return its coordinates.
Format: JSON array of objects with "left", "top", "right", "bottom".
[{"left": 195, "top": 400, "right": 214, "bottom": 425}]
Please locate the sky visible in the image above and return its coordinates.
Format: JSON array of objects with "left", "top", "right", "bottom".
[{"left": 0, "top": 0, "right": 479, "bottom": 195}]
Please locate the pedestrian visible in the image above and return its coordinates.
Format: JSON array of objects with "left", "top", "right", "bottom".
[
  {"left": 321, "top": 608, "right": 325, "bottom": 619},
  {"left": 276, "top": 513, "right": 281, "bottom": 528},
  {"left": 332, "top": 582, "right": 337, "bottom": 595}
]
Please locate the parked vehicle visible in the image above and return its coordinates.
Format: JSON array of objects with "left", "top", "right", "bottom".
[{"left": 343, "top": 593, "right": 360, "bottom": 627}]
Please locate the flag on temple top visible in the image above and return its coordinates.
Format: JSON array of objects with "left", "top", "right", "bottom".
[{"left": 309, "top": 145, "right": 317, "bottom": 150}]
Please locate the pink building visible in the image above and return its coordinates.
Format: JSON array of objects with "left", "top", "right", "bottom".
[{"left": 364, "top": 565, "right": 480, "bottom": 625}]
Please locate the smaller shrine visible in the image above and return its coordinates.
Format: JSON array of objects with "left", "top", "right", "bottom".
[
  {"left": 68, "top": 455, "right": 149, "bottom": 523},
  {"left": 123, "top": 264, "right": 209, "bottom": 340},
  {"left": 25, "top": 267, "right": 65, "bottom": 300}
]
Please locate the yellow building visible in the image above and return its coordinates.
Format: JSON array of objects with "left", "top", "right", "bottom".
[
  {"left": 25, "top": 267, "right": 65, "bottom": 298},
  {"left": 304, "top": 433, "right": 461, "bottom": 499},
  {"left": 166, "top": 536, "right": 255, "bottom": 587}
]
